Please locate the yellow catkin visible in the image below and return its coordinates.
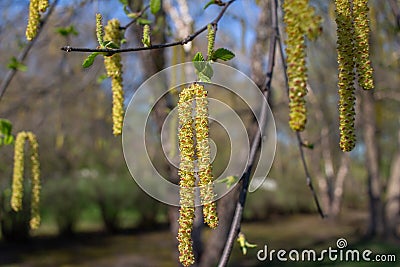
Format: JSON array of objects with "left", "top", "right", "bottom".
[
  {"left": 194, "top": 84, "right": 218, "bottom": 229},
  {"left": 11, "top": 133, "right": 25, "bottom": 213},
  {"left": 353, "top": 0, "right": 374, "bottom": 90},
  {"left": 283, "top": 0, "right": 322, "bottom": 132},
  {"left": 142, "top": 24, "right": 151, "bottom": 47},
  {"left": 207, "top": 24, "right": 215, "bottom": 60},
  {"left": 104, "top": 19, "right": 124, "bottom": 136},
  {"left": 38, "top": 0, "right": 48, "bottom": 12},
  {"left": 26, "top": 0, "right": 40, "bottom": 41},
  {"left": 335, "top": 0, "right": 357, "bottom": 152},
  {"left": 177, "top": 86, "right": 196, "bottom": 267},
  {"left": 11, "top": 131, "right": 41, "bottom": 230}
]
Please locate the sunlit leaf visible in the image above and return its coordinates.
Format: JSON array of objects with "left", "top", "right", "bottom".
[
  {"left": 137, "top": 18, "right": 152, "bottom": 25},
  {"left": 7, "top": 57, "right": 28, "bottom": 72},
  {"left": 82, "top": 52, "right": 101, "bottom": 68},
  {"left": 150, "top": 0, "right": 161, "bottom": 14},
  {"left": 0, "top": 119, "right": 14, "bottom": 146},
  {"left": 211, "top": 48, "right": 235, "bottom": 61}
]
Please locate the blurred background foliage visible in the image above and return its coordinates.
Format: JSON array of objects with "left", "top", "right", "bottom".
[{"left": 0, "top": 0, "right": 399, "bottom": 266}]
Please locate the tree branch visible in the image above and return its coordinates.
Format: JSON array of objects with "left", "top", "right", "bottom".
[
  {"left": 217, "top": 1, "right": 278, "bottom": 266},
  {"left": 61, "top": 0, "right": 236, "bottom": 54},
  {"left": 120, "top": 5, "right": 149, "bottom": 30},
  {"left": 0, "top": 0, "right": 59, "bottom": 103}
]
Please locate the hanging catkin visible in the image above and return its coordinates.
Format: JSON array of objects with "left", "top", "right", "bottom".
[
  {"left": 335, "top": 0, "right": 356, "bottom": 152},
  {"left": 353, "top": 0, "right": 374, "bottom": 90},
  {"left": 177, "top": 86, "right": 196, "bottom": 267},
  {"left": 194, "top": 84, "right": 218, "bottom": 229},
  {"left": 11, "top": 131, "right": 41, "bottom": 229},
  {"left": 26, "top": 0, "right": 40, "bottom": 40},
  {"left": 104, "top": 19, "right": 125, "bottom": 136},
  {"left": 283, "top": 0, "right": 322, "bottom": 132}
]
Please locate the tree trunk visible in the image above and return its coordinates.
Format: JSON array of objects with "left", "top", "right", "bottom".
[
  {"left": 199, "top": 186, "right": 239, "bottom": 267},
  {"left": 362, "top": 90, "right": 385, "bottom": 237},
  {"left": 330, "top": 153, "right": 350, "bottom": 217},
  {"left": 385, "top": 129, "right": 400, "bottom": 237}
]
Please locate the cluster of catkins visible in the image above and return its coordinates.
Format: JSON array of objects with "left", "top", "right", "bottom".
[
  {"left": 177, "top": 83, "right": 218, "bottom": 267},
  {"left": 335, "top": 0, "right": 374, "bottom": 152},
  {"left": 26, "top": 0, "right": 48, "bottom": 40},
  {"left": 283, "top": 0, "right": 322, "bottom": 132},
  {"left": 11, "top": 131, "right": 41, "bottom": 230}
]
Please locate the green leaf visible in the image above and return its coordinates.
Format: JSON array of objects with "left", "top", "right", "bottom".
[
  {"left": 202, "top": 63, "right": 213, "bottom": 81},
  {"left": 211, "top": 48, "right": 235, "bottom": 61},
  {"left": 192, "top": 52, "right": 213, "bottom": 82},
  {"left": 0, "top": 119, "right": 14, "bottom": 146},
  {"left": 103, "top": 41, "right": 119, "bottom": 49},
  {"left": 137, "top": 18, "right": 152, "bottom": 25},
  {"left": 82, "top": 52, "right": 101, "bottom": 68},
  {"left": 193, "top": 52, "right": 205, "bottom": 62},
  {"left": 150, "top": 0, "right": 161, "bottom": 14},
  {"left": 7, "top": 57, "right": 28, "bottom": 72},
  {"left": 55, "top": 25, "right": 78, "bottom": 37}
]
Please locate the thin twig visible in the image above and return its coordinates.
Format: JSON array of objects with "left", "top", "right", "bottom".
[
  {"left": 61, "top": 0, "right": 236, "bottom": 54},
  {"left": 296, "top": 132, "right": 325, "bottom": 217},
  {"left": 120, "top": 5, "right": 150, "bottom": 30},
  {"left": 217, "top": 0, "right": 278, "bottom": 266},
  {"left": 277, "top": 21, "right": 325, "bottom": 218},
  {"left": 0, "top": 0, "right": 59, "bottom": 102}
]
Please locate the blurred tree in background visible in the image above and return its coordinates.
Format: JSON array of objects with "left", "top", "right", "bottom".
[{"left": 0, "top": 0, "right": 399, "bottom": 266}]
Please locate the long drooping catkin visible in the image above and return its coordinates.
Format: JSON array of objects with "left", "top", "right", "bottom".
[
  {"left": 194, "top": 84, "right": 218, "bottom": 229},
  {"left": 104, "top": 19, "right": 124, "bottom": 136},
  {"left": 26, "top": 0, "right": 40, "bottom": 40},
  {"left": 353, "top": 0, "right": 374, "bottom": 90},
  {"left": 177, "top": 86, "right": 196, "bottom": 267},
  {"left": 335, "top": 0, "right": 356, "bottom": 152},
  {"left": 283, "top": 0, "right": 322, "bottom": 132},
  {"left": 11, "top": 131, "right": 41, "bottom": 229}
]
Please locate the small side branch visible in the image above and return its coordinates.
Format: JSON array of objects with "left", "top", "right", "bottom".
[
  {"left": 61, "top": 0, "right": 236, "bottom": 54},
  {"left": 120, "top": 5, "right": 150, "bottom": 30}
]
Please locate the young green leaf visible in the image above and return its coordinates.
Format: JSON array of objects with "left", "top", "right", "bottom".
[
  {"left": 150, "top": 0, "right": 161, "bottom": 14},
  {"left": 0, "top": 119, "right": 14, "bottom": 146},
  {"left": 103, "top": 41, "right": 120, "bottom": 49},
  {"left": 55, "top": 25, "right": 78, "bottom": 37},
  {"left": 82, "top": 52, "right": 101, "bottom": 68},
  {"left": 7, "top": 57, "right": 28, "bottom": 72},
  {"left": 137, "top": 18, "right": 152, "bottom": 25},
  {"left": 193, "top": 52, "right": 205, "bottom": 62},
  {"left": 211, "top": 48, "right": 235, "bottom": 61}
]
